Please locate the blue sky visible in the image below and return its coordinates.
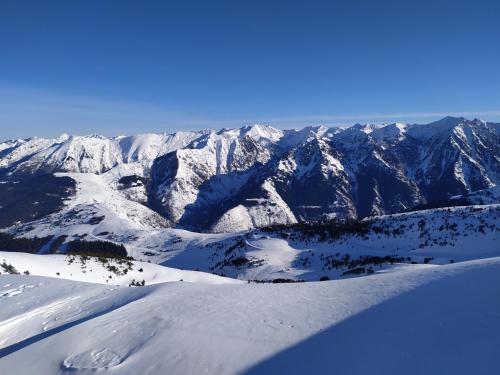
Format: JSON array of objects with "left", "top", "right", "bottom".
[{"left": 1, "top": 0, "right": 499, "bottom": 139}]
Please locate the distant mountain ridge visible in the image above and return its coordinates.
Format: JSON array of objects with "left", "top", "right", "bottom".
[{"left": 0, "top": 116, "right": 498, "bottom": 232}]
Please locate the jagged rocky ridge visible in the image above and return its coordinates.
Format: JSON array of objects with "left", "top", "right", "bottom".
[{"left": 0, "top": 116, "right": 499, "bottom": 232}]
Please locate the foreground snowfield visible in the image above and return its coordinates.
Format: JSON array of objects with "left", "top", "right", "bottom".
[{"left": 1, "top": 257, "right": 499, "bottom": 374}]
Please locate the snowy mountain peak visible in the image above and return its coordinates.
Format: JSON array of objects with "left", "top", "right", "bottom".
[
  {"left": 56, "top": 133, "right": 71, "bottom": 142},
  {"left": 369, "top": 122, "right": 408, "bottom": 142},
  {"left": 407, "top": 116, "right": 493, "bottom": 141},
  {"left": 239, "top": 124, "right": 284, "bottom": 144}
]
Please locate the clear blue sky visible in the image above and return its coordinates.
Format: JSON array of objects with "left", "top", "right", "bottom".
[{"left": 1, "top": 0, "right": 499, "bottom": 139}]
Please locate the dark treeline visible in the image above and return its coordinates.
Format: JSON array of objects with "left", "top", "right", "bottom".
[
  {"left": 0, "top": 233, "right": 129, "bottom": 259},
  {"left": 0, "top": 173, "right": 76, "bottom": 227},
  {"left": 249, "top": 278, "right": 305, "bottom": 284},
  {"left": 261, "top": 220, "right": 371, "bottom": 241},
  {"left": 66, "top": 239, "right": 128, "bottom": 258},
  {"left": 0, "top": 232, "right": 52, "bottom": 253},
  {"left": 321, "top": 254, "right": 410, "bottom": 271}
]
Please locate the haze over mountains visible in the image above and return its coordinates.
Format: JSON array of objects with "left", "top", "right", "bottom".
[{"left": 1, "top": 116, "right": 498, "bottom": 233}]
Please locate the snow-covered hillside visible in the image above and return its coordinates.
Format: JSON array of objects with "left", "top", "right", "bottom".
[
  {"left": 1, "top": 257, "right": 499, "bottom": 374},
  {"left": 0, "top": 251, "right": 238, "bottom": 286},
  {"left": 164, "top": 204, "right": 500, "bottom": 281},
  {"left": 4, "top": 171, "right": 228, "bottom": 264}
]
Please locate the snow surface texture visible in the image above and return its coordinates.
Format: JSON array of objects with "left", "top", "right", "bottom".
[{"left": 0, "top": 257, "right": 499, "bottom": 374}]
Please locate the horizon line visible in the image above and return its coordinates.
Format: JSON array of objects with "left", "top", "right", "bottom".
[{"left": 2, "top": 113, "right": 499, "bottom": 142}]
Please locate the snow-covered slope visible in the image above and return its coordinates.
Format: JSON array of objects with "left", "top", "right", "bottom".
[
  {"left": 150, "top": 125, "right": 282, "bottom": 227},
  {"left": 6, "top": 171, "right": 168, "bottom": 238},
  {"left": 1, "top": 257, "right": 499, "bottom": 374},
  {"left": 164, "top": 204, "right": 500, "bottom": 281},
  {"left": 3, "top": 171, "right": 221, "bottom": 264},
  {"left": 451, "top": 186, "right": 500, "bottom": 205},
  {"left": 405, "top": 117, "right": 500, "bottom": 201},
  {"left": 0, "top": 251, "right": 238, "bottom": 286}
]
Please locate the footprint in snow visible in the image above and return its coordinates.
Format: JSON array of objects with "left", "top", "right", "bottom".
[{"left": 0, "top": 284, "right": 35, "bottom": 299}]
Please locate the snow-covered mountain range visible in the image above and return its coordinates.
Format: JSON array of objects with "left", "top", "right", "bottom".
[
  {"left": 1, "top": 116, "right": 498, "bottom": 233},
  {"left": 1, "top": 117, "right": 499, "bottom": 374}
]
